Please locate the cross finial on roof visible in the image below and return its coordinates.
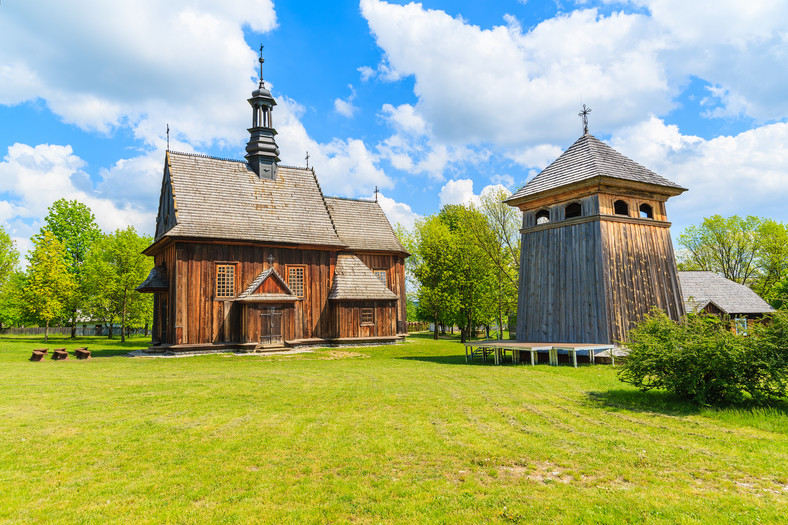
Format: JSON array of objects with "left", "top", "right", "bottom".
[
  {"left": 578, "top": 104, "right": 592, "bottom": 135},
  {"left": 374, "top": 185, "right": 379, "bottom": 203},
  {"left": 264, "top": 44, "right": 265, "bottom": 87},
  {"left": 166, "top": 123, "right": 170, "bottom": 151},
  {"left": 267, "top": 252, "right": 275, "bottom": 267},
  {"left": 305, "top": 150, "right": 309, "bottom": 168}
]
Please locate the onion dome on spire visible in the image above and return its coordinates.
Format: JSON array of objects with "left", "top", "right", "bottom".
[{"left": 246, "top": 45, "right": 280, "bottom": 180}]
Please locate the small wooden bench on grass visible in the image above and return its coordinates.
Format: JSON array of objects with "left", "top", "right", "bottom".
[
  {"left": 29, "top": 348, "right": 48, "bottom": 361},
  {"left": 74, "top": 347, "right": 91, "bottom": 360},
  {"left": 51, "top": 348, "right": 68, "bottom": 361}
]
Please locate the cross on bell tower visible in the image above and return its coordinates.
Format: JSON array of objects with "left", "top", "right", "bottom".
[{"left": 578, "top": 104, "right": 592, "bottom": 135}]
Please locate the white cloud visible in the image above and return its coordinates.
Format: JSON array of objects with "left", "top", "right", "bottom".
[
  {"left": 0, "top": 1, "right": 277, "bottom": 147},
  {"left": 438, "top": 179, "right": 510, "bottom": 208},
  {"left": 611, "top": 117, "right": 788, "bottom": 232},
  {"left": 360, "top": 0, "right": 788, "bottom": 150},
  {"left": 381, "top": 104, "right": 428, "bottom": 136},
  {"left": 376, "top": 193, "right": 420, "bottom": 230},
  {"left": 506, "top": 144, "right": 564, "bottom": 169},
  {"left": 274, "top": 97, "right": 393, "bottom": 197},
  {"left": 490, "top": 174, "right": 515, "bottom": 188},
  {"left": 0, "top": 143, "right": 156, "bottom": 258},
  {"left": 334, "top": 85, "right": 358, "bottom": 118}
]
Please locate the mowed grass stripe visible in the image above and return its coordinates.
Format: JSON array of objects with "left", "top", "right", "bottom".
[{"left": 2, "top": 333, "right": 788, "bottom": 523}]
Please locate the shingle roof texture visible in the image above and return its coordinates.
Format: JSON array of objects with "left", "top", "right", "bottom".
[
  {"left": 135, "top": 265, "right": 168, "bottom": 292},
  {"left": 161, "top": 152, "right": 345, "bottom": 247},
  {"left": 329, "top": 254, "right": 399, "bottom": 300},
  {"left": 678, "top": 271, "right": 774, "bottom": 315},
  {"left": 507, "top": 133, "right": 686, "bottom": 202},
  {"left": 324, "top": 197, "right": 408, "bottom": 254}
]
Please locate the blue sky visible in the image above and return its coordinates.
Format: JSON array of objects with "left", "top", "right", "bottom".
[{"left": 2, "top": 0, "right": 788, "bottom": 258}]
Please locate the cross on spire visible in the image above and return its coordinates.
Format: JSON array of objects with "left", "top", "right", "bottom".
[
  {"left": 267, "top": 253, "right": 275, "bottom": 266},
  {"left": 305, "top": 150, "right": 310, "bottom": 168},
  {"left": 166, "top": 123, "right": 170, "bottom": 151},
  {"left": 264, "top": 44, "right": 265, "bottom": 87},
  {"left": 374, "top": 185, "right": 379, "bottom": 203},
  {"left": 578, "top": 104, "right": 592, "bottom": 135}
]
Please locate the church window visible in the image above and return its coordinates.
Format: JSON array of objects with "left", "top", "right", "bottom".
[
  {"left": 639, "top": 203, "right": 653, "bottom": 219},
  {"left": 360, "top": 307, "right": 374, "bottom": 326},
  {"left": 216, "top": 264, "right": 236, "bottom": 298},
  {"left": 287, "top": 265, "right": 306, "bottom": 297},
  {"left": 614, "top": 200, "right": 629, "bottom": 216},
  {"left": 565, "top": 202, "right": 582, "bottom": 219},
  {"left": 373, "top": 270, "right": 387, "bottom": 286},
  {"left": 535, "top": 209, "right": 550, "bottom": 225}
]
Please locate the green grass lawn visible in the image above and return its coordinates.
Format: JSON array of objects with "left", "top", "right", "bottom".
[{"left": 1, "top": 333, "right": 787, "bottom": 524}]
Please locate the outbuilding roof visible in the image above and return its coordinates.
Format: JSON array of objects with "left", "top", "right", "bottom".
[
  {"left": 506, "top": 133, "right": 686, "bottom": 204},
  {"left": 324, "top": 197, "right": 408, "bottom": 254},
  {"left": 329, "top": 254, "right": 399, "bottom": 301},
  {"left": 678, "top": 271, "right": 774, "bottom": 316},
  {"left": 159, "top": 152, "right": 346, "bottom": 248}
]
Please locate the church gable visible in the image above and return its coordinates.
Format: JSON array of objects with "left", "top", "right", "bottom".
[{"left": 235, "top": 268, "right": 298, "bottom": 303}]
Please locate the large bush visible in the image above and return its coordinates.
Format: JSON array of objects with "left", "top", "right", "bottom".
[{"left": 618, "top": 310, "right": 788, "bottom": 405}]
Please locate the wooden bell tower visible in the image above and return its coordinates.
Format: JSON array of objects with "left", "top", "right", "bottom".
[{"left": 505, "top": 116, "right": 687, "bottom": 344}]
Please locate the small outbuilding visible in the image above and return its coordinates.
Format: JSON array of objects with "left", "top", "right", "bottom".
[{"left": 678, "top": 271, "right": 774, "bottom": 334}]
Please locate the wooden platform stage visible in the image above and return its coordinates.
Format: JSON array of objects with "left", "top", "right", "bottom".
[{"left": 463, "top": 340, "right": 616, "bottom": 367}]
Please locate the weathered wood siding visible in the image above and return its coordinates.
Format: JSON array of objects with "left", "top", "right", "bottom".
[
  {"left": 334, "top": 301, "right": 398, "bottom": 338},
  {"left": 599, "top": 219, "right": 684, "bottom": 342},
  {"left": 171, "top": 242, "right": 336, "bottom": 344},
  {"left": 516, "top": 217, "right": 684, "bottom": 344},
  {"left": 516, "top": 220, "right": 608, "bottom": 343},
  {"left": 354, "top": 253, "right": 408, "bottom": 333}
]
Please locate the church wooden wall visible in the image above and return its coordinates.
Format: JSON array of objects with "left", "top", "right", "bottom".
[
  {"left": 334, "top": 301, "right": 398, "bottom": 338},
  {"left": 170, "top": 242, "right": 337, "bottom": 345},
  {"left": 355, "top": 253, "right": 408, "bottom": 333},
  {"left": 599, "top": 219, "right": 685, "bottom": 342},
  {"left": 516, "top": 221, "right": 609, "bottom": 343}
]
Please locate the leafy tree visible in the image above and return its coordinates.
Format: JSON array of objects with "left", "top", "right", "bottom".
[
  {"left": 463, "top": 189, "right": 520, "bottom": 338},
  {"left": 677, "top": 215, "right": 761, "bottom": 285},
  {"left": 23, "top": 231, "right": 76, "bottom": 341},
  {"left": 409, "top": 216, "right": 460, "bottom": 339},
  {"left": 0, "top": 271, "right": 26, "bottom": 330},
  {"left": 84, "top": 227, "right": 153, "bottom": 342},
  {"left": 751, "top": 219, "right": 788, "bottom": 298},
  {"left": 0, "top": 226, "right": 21, "bottom": 331},
  {"left": 439, "top": 205, "right": 498, "bottom": 342},
  {"left": 42, "top": 199, "right": 102, "bottom": 337}
]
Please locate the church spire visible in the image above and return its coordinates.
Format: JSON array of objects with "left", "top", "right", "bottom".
[{"left": 245, "top": 45, "right": 280, "bottom": 180}]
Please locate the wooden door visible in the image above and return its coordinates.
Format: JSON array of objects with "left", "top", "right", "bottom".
[{"left": 260, "top": 307, "right": 283, "bottom": 344}]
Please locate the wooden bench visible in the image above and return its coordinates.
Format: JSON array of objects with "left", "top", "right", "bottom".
[
  {"left": 29, "top": 348, "right": 48, "bottom": 361},
  {"left": 74, "top": 347, "right": 91, "bottom": 360},
  {"left": 51, "top": 348, "right": 68, "bottom": 361}
]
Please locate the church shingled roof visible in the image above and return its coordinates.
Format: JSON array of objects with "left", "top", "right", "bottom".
[
  {"left": 506, "top": 133, "right": 686, "bottom": 203},
  {"left": 329, "top": 254, "right": 399, "bottom": 301},
  {"left": 136, "top": 265, "right": 168, "bottom": 292},
  {"left": 324, "top": 197, "right": 408, "bottom": 254},
  {"left": 160, "top": 152, "right": 346, "bottom": 248},
  {"left": 678, "top": 271, "right": 774, "bottom": 315}
]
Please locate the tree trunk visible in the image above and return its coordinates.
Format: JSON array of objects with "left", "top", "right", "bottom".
[
  {"left": 121, "top": 288, "right": 127, "bottom": 343},
  {"left": 107, "top": 322, "right": 113, "bottom": 339},
  {"left": 70, "top": 308, "right": 77, "bottom": 338},
  {"left": 144, "top": 321, "right": 149, "bottom": 337},
  {"left": 433, "top": 313, "right": 439, "bottom": 340},
  {"left": 45, "top": 319, "right": 49, "bottom": 342}
]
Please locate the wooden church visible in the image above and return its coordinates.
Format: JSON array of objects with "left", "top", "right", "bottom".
[
  {"left": 505, "top": 112, "right": 687, "bottom": 344},
  {"left": 137, "top": 53, "right": 408, "bottom": 350}
]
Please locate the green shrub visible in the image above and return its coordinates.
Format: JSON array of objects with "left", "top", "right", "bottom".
[{"left": 618, "top": 310, "right": 788, "bottom": 406}]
